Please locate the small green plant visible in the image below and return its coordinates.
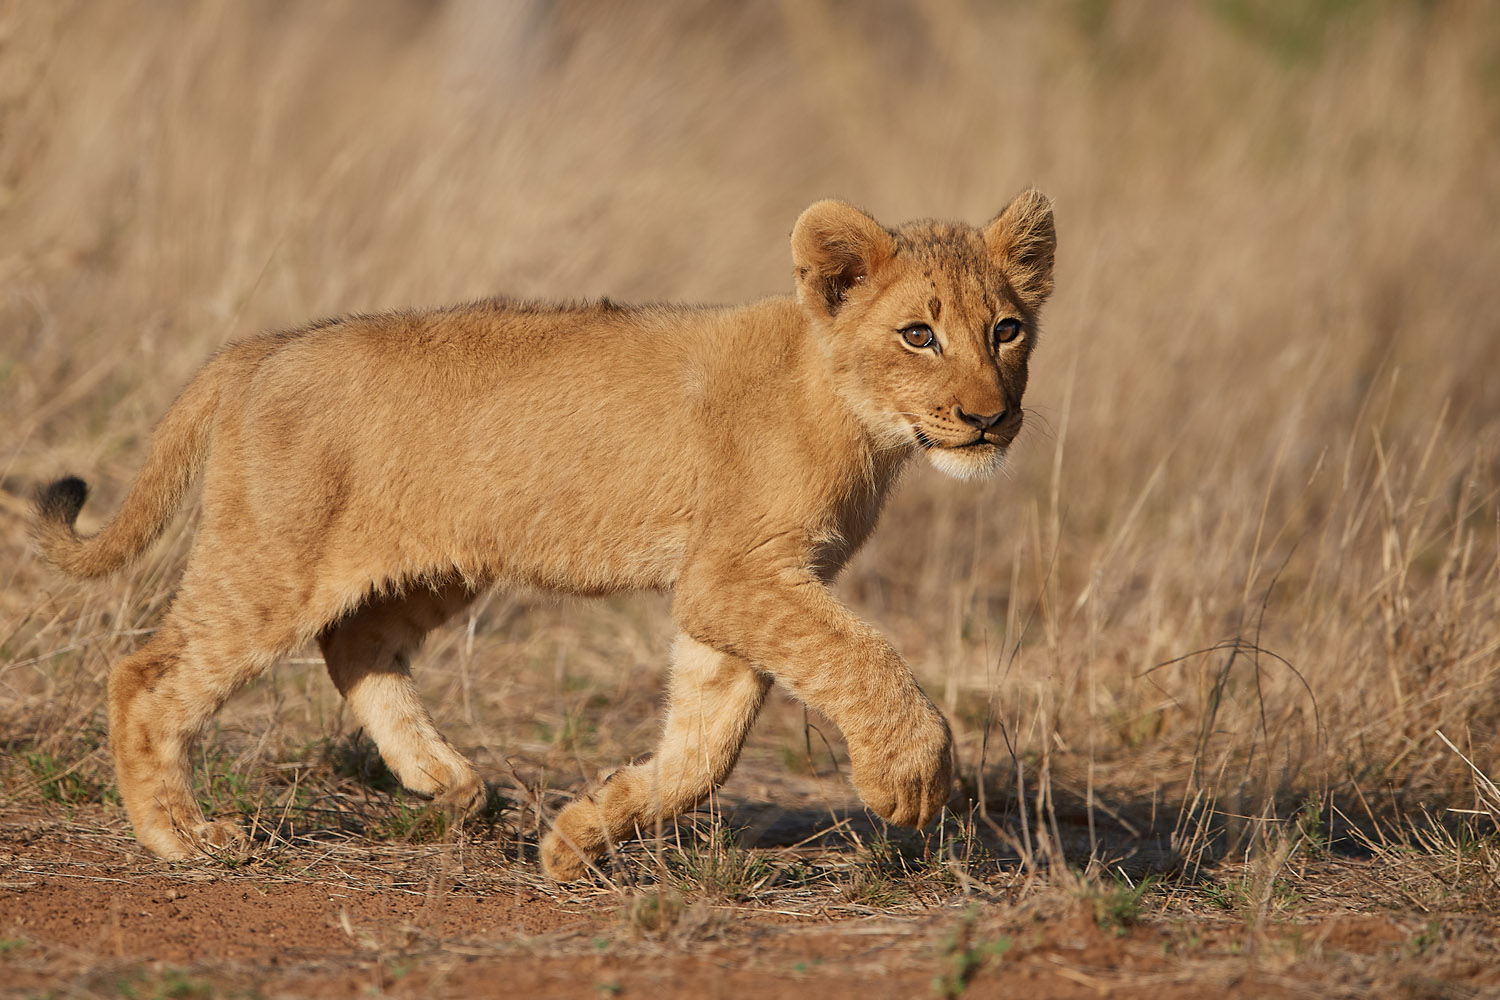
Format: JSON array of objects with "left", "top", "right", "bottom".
[
  {"left": 665, "top": 826, "right": 773, "bottom": 901},
  {"left": 195, "top": 759, "right": 257, "bottom": 817},
  {"left": 843, "top": 860, "right": 908, "bottom": 907},
  {"left": 1412, "top": 919, "right": 1444, "bottom": 956},
  {"left": 620, "top": 889, "right": 686, "bottom": 936},
  {"left": 373, "top": 798, "right": 450, "bottom": 843},
  {"left": 1091, "top": 874, "right": 1154, "bottom": 935},
  {"left": 13, "top": 726, "right": 115, "bottom": 806},
  {"left": 842, "top": 828, "right": 963, "bottom": 907},
  {"left": 1199, "top": 879, "right": 1243, "bottom": 912},
  {"left": 932, "top": 906, "right": 1009, "bottom": 998},
  {"left": 115, "top": 969, "right": 214, "bottom": 1000},
  {"left": 1294, "top": 795, "right": 1328, "bottom": 854},
  {"left": 23, "top": 750, "right": 100, "bottom": 805}
]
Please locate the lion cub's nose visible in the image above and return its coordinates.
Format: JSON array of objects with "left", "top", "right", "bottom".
[{"left": 954, "top": 405, "right": 1006, "bottom": 430}]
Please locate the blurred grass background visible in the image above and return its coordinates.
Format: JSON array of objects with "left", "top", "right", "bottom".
[{"left": 2, "top": 0, "right": 1500, "bottom": 865}]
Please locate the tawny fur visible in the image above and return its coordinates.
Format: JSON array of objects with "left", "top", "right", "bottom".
[{"left": 31, "top": 191, "right": 1056, "bottom": 879}]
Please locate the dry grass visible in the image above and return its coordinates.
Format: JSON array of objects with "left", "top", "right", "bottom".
[{"left": 3, "top": 0, "right": 1500, "bottom": 995}]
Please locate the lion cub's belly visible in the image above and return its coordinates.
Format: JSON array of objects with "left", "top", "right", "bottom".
[{"left": 486, "top": 503, "right": 692, "bottom": 596}]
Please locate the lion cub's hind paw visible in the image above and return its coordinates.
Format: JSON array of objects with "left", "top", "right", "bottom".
[
  {"left": 181, "top": 819, "right": 252, "bottom": 863},
  {"left": 539, "top": 830, "right": 598, "bottom": 883}
]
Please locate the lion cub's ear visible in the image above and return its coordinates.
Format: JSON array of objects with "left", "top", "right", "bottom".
[
  {"left": 985, "top": 188, "right": 1056, "bottom": 310},
  {"left": 792, "top": 200, "right": 897, "bottom": 318}
]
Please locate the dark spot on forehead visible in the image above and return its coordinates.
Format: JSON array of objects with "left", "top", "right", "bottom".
[
  {"left": 892, "top": 218, "right": 1020, "bottom": 325},
  {"left": 928, "top": 297, "right": 942, "bottom": 320}
]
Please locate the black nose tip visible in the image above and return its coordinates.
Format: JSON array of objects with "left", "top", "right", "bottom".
[{"left": 955, "top": 405, "right": 1006, "bottom": 430}]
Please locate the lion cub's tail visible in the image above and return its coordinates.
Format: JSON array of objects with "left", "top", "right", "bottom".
[{"left": 32, "top": 349, "right": 232, "bottom": 579}]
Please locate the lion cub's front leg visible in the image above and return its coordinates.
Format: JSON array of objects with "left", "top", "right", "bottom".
[
  {"left": 541, "top": 634, "right": 772, "bottom": 880},
  {"left": 542, "top": 561, "right": 955, "bottom": 882},
  {"left": 676, "top": 558, "right": 955, "bottom": 834}
]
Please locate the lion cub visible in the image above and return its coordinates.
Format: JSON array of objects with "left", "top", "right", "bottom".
[{"left": 34, "top": 191, "right": 1055, "bottom": 879}]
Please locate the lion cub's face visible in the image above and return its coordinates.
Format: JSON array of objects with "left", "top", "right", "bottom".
[{"left": 792, "top": 191, "right": 1055, "bottom": 481}]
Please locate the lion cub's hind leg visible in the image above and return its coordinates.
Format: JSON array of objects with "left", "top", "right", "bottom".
[
  {"left": 318, "top": 582, "right": 485, "bottom": 817},
  {"left": 542, "top": 634, "right": 772, "bottom": 880},
  {"left": 109, "top": 614, "right": 270, "bottom": 861}
]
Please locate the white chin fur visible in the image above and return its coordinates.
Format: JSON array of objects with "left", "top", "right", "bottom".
[{"left": 925, "top": 445, "right": 1007, "bottom": 481}]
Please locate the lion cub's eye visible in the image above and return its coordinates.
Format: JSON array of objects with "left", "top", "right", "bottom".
[
  {"left": 901, "top": 324, "right": 937, "bottom": 350},
  {"left": 993, "top": 318, "right": 1023, "bottom": 348}
]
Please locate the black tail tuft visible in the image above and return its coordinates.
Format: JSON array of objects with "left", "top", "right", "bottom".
[{"left": 36, "top": 476, "right": 89, "bottom": 525}]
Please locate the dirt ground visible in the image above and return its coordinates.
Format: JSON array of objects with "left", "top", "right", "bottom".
[{"left": 3, "top": 800, "right": 1496, "bottom": 1000}]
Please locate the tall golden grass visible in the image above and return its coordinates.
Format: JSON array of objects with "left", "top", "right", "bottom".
[{"left": 3, "top": 1, "right": 1499, "bottom": 866}]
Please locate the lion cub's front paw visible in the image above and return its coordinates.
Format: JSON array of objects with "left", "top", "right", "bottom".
[
  {"left": 850, "top": 712, "right": 954, "bottom": 828},
  {"left": 432, "top": 772, "right": 487, "bottom": 818}
]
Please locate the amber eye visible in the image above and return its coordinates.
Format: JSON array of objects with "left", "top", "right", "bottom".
[
  {"left": 993, "top": 319, "right": 1023, "bottom": 347},
  {"left": 901, "top": 324, "right": 936, "bottom": 350}
]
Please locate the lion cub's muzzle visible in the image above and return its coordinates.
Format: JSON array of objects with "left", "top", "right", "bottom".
[{"left": 954, "top": 406, "right": 1023, "bottom": 449}]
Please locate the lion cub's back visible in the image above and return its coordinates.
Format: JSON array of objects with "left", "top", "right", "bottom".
[{"left": 206, "top": 300, "right": 720, "bottom": 597}]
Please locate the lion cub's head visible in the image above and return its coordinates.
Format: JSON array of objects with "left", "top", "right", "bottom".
[{"left": 791, "top": 190, "right": 1055, "bottom": 481}]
